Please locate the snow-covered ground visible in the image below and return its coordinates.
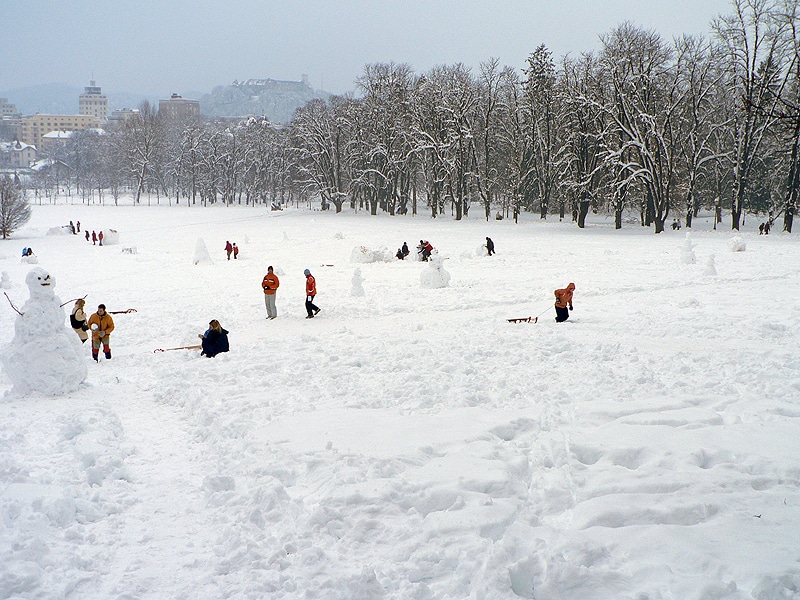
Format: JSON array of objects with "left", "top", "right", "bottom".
[{"left": 1, "top": 201, "right": 799, "bottom": 599}]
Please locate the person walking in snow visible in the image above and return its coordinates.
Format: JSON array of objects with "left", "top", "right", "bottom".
[
  {"left": 70, "top": 298, "right": 89, "bottom": 343},
  {"left": 98, "top": 231, "right": 104, "bottom": 246},
  {"left": 88, "top": 303, "right": 115, "bottom": 361},
  {"left": 85, "top": 230, "right": 90, "bottom": 242},
  {"left": 233, "top": 243, "right": 239, "bottom": 259},
  {"left": 76, "top": 220, "right": 81, "bottom": 233},
  {"left": 92, "top": 231, "right": 97, "bottom": 245},
  {"left": 554, "top": 283, "right": 575, "bottom": 323},
  {"left": 486, "top": 237, "right": 495, "bottom": 256},
  {"left": 198, "top": 319, "right": 229, "bottom": 357},
  {"left": 225, "top": 241, "right": 233, "bottom": 260},
  {"left": 262, "top": 266, "right": 280, "bottom": 319},
  {"left": 304, "top": 269, "right": 320, "bottom": 318}
]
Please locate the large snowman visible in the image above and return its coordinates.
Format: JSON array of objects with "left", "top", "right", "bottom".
[{"left": 1, "top": 268, "right": 87, "bottom": 396}]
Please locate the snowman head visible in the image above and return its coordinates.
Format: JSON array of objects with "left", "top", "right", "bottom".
[{"left": 25, "top": 267, "right": 56, "bottom": 300}]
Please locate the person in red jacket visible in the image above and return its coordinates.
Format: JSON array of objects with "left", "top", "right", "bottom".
[
  {"left": 262, "top": 266, "right": 280, "bottom": 319},
  {"left": 225, "top": 241, "right": 233, "bottom": 260},
  {"left": 233, "top": 243, "right": 239, "bottom": 259},
  {"left": 304, "top": 269, "right": 320, "bottom": 318},
  {"left": 554, "top": 282, "right": 575, "bottom": 322}
]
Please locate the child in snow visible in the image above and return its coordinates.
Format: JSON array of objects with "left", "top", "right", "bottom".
[
  {"left": 88, "top": 303, "right": 115, "bottom": 361},
  {"left": 70, "top": 298, "right": 89, "bottom": 343},
  {"left": 554, "top": 283, "right": 575, "bottom": 323},
  {"left": 198, "top": 319, "right": 229, "bottom": 357},
  {"left": 233, "top": 243, "right": 239, "bottom": 259},
  {"left": 304, "top": 269, "right": 320, "bottom": 318}
]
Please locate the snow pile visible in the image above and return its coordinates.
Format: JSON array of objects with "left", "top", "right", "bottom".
[
  {"left": 420, "top": 254, "right": 451, "bottom": 288},
  {"left": 728, "top": 236, "right": 747, "bottom": 252},
  {"left": 476, "top": 242, "right": 489, "bottom": 256},
  {"left": 680, "top": 232, "right": 696, "bottom": 264},
  {"left": 193, "top": 237, "right": 213, "bottom": 265},
  {"left": 334, "top": 232, "right": 344, "bottom": 240},
  {"left": 21, "top": 254, "right": 38, "bottom": 264},
  {"left": 0, "top": 271, "right": 10, "bottom": 289},
  {"left": 102, "top": 229, "right": 120, "bottom": 245},
  {"left": 350, "top": 245, "right": 394, "bottom": 264},
  {"left": 1, "top": 268, "right": 87, "bottom": 396},
  {"left": 46, "top": 225, "right": 72, "bottom": 236},
  {"left": 351, "top": 267, "right": 365, "bottom": 297},
  {"left": 121, "top": 247, "right": 138, "bottom": 255}
]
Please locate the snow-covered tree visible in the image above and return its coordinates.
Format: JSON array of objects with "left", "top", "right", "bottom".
[{"left": 0, "top": 175, "right": 31, "bottom": 239}]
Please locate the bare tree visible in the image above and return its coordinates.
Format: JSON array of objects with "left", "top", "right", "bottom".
[{"left": 0, "top": 175, "right": 32, "bottom": 239}]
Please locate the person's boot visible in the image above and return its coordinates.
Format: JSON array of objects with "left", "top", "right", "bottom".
[
  {"left": 92, "top": 353, "right": 99, "bottom": 362},
  {"left": 105, "top": 351, "right": 111, "bottom": 360},
  {"left": 314, "top": 307, "right": 320, "bottom": 316}
]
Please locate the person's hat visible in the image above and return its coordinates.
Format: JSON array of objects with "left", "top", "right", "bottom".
[
  {"left": 268, "top": 265, "right": 273, "bottom": 271},
  {"left": 304, "top": 269, "right": 310, "bottom": 275},
  {"left": 98, "top": 303, "right": 106, "bottom": 309}
]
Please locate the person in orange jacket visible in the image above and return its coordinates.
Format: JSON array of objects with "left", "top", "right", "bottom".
[
  {"left": 554, "top": 282, "right": 575, "bottom": 322},
  {"left": 88, "top": 303, "right": 115, "bottom": 361},
  {"left": 304, "top": 269, "right": 320, "bottom": 318},
  {"left": 262, "top": 266, "right": 280, "bottom": 319}
]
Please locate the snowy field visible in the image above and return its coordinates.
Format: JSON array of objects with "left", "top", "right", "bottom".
[{"left": 1, "top": 200, "right": 799, "bottom": 600}]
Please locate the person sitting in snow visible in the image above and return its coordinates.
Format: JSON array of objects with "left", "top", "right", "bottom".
[
  {"left": 88, "top": 303, "right": 115, "bottom": 361},
  {"left": 554, "top": 283, "right": 575, "bottom": 323},
  {"left": 396, "top": 247, "right": 404, "bottom": 260},
  {"left": 401, "top": 242, "right": 410, "bottom": 258},
  {"left": 198, "top": 319, "right": 229, "bottom": 357},
  {"left": 70, "top": 298, "right": 89, "bottom": 343}
]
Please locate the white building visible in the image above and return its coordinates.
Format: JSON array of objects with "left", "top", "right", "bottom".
[{"left": 79, "top": 81, "right": 108, "bottom": 123}]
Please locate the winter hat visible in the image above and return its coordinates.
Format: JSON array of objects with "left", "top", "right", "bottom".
[
  {"left": 304, "top": 269, "right": 310, "bottom": 275},
  {"left": 98, "top": 303, "right": 106, "bottom": 309}
]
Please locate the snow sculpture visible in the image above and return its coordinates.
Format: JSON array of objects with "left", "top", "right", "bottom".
[
  {"left": 1, "top": 268, "right": 87, "bottom": 396},
  {"left": 21, "top": 253, "right": 38, "bottom": 264},
  {"left": 681, "top": 233, "right": 697, "bottom": 264},
  {"left": 703, "top": 253, "right": 717, "bottom": 276},
  {"left": 193, "top": 238, "right": 213, "bottom": 265},
  {"left": 350, "top": 245, "right": 394, "bottom": 264},
  {"left": 351, "top": 267, "right": 365, "bottom": 297},
  {"left": 420, "top": 254, "right": 451, "bottom": 289},
  {"left": 102, "top": 229, "right": 120, "bottom": 245},
  {"left": 0, "top": 271, "right": 10, "bottom": 289},
  {"left": 728, "top": 236, "right": 746, "bottom": 252},
  {"left": 476, "top": 243, "right": 489, "bottom": 257}
]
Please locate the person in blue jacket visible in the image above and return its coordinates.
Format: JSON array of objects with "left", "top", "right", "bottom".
[{"left": 198, "top": 319, "right": 229, "bottom": 357}]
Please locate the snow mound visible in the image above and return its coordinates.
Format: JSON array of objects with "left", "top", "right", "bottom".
[
  {"left": 102, "top": 230, "right": 120, "bottom": 245},
  {"left": 728, "top": 236, "right": 746, "bottom": 252},
  {"left": 0, "top": 271, "right": 10, "bottom": 289},
  {"left": 350, "top": 245, "right": 394, "bottom": 264},
  {"left": 420, "top": 255, "right": 451, "bottom": 288},
  {"left": 476, "top": 243, "right": 489, "bottom": 257},
  {"left": 334, "top": 232, "right": 344, "bottom": 240},
  {"left": 193, "top": 238, "right": 213, "bottom": 265},
  {"left": 46, "top": 226, "right": 72, "bottom": 236},
  {"left": 21, "top": 255, "right": 38, "bottom": 265}
]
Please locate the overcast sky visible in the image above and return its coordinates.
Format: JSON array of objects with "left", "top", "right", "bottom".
[{"left": 1, "top": 0, "right": 733, "bottom": 97}]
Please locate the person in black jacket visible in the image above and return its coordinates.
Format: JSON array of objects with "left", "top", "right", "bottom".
[
  {"left": 198, "top": 319, "right": 229, "bottom": 357},
  {"left": 485, "top": 237, "right": 495, "bottom": 256}
]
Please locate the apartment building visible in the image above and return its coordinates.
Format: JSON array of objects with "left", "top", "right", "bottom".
[
  {"left": 158, "top": 93, "right": 200, "bottom": 121},
  {"left": 0, "top": 98, "right": 18, "bottom": 117},
  {"left": 19, "top": 114, "right": 100, "bottom": 149},
  {"left": 79, "top": 80, "right": 108, "bottom": 123}
]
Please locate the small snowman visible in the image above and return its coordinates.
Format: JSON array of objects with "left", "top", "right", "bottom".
[
  {"left": 681, "top": 233, "right": 697, "bottom": 264},
  {"left": 420, "top": 253, "right": 451, "bottom": 289},
  {"left": 703, "top": 253, "right": 717, "bottom": 276},
  {"left": 0, "top": 271, "right": 11, "bottom": 289},
  {"left": 1, "top": 268, "right": 87, "bottom": 396},
  {"left": 351, "top": 267, "right": 365, "bottom": 297}
]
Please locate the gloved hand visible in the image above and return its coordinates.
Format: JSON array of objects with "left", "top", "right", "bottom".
[{"left": 569, "top": 305, "right": 573, "bottom": 310}]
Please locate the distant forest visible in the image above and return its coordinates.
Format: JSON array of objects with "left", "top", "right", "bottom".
[{"left": 22, "top": 1, "right": 800, "bottom": 232}]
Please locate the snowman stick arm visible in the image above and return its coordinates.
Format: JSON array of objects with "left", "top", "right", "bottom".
[
  {"left": 3, "top": 292, "right": 23, "bottom": 316},
  {"left": 59, "top": 294, "right": 87, "bottom": 308}
]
